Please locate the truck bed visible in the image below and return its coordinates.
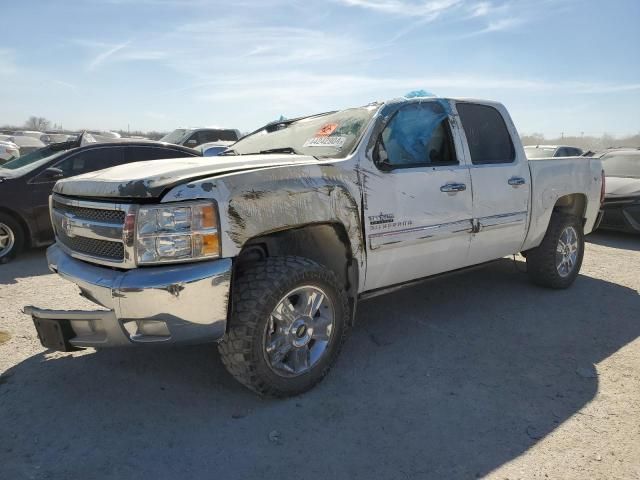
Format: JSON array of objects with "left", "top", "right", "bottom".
[{"left": 524, "top": 156, "right": 602, "bottom": 250}]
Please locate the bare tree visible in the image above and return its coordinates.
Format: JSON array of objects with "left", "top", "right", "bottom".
[{"left": 24, "top": 116, "right": 50, "bottom": 131}]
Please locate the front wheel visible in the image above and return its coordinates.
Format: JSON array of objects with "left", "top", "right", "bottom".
[
  {"left": 218, "top": 256, "right": 350, "bottom": 397},
  {"left": 525, "top": 213, "right": 584, "bottom": 289},
  {"left": 0, "top": 213, "right": 24, "bottom": 263}
]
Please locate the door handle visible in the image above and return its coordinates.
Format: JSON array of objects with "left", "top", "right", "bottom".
[
  {"left": 440, "top": 183, "right": 467, "bottom": 193},
  {"left": 508, "top": 176, "right": 526, "bottom": 186}
]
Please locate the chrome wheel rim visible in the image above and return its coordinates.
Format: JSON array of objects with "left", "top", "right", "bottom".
[
  {"left": 264, "top": 285, "right": 334, "bottom": 377},
  {"left": 556, "top": 225, "right": 579, "bottom": 277},
  {"left": 0, "top": 223, "right": 15, "bottom": 258}
]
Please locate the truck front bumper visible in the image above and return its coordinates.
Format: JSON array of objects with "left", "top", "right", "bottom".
[{"left": 25, "top": 244, "right": 232, "bottom": 350}]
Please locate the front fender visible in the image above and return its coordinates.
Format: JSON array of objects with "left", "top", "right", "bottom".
[{"left": 161, "top": 162, "right": 365, "bottom": 275}]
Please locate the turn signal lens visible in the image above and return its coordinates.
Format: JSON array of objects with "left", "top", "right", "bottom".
[
  {"left": 196, "top": 204, "right": 217, "bottom": 229},
  {"left": 194, "top": 233, "right": 220, "bottom": 256}
]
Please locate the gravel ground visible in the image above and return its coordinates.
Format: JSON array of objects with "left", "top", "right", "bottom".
[{"left": 0, "top": 232, "right": 638, "bottom": 480}]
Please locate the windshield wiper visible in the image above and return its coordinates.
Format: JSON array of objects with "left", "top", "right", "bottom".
[{"left": 253, "top": 147, "right": 301, "bottom": 155}]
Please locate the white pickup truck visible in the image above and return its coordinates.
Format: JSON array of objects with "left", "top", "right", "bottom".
[{"left": 26, "top": 97, "right": 604, "bottom": 396}]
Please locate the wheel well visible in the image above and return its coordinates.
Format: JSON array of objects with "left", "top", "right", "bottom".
[
  {"left": 234, "top": 223, "right": 359, "bottom": 322},
  {"left": 552, "top": 193, "right": 587, "bottom": 224},
  {"left": 0, "top": 207, "right": 31, "bottom": 247}
]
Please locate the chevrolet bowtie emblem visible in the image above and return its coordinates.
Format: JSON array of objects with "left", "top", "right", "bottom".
[{"left": 61, "top": 215, "right": 75, "bottom": 237}]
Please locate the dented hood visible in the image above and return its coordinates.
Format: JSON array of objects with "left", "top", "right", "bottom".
[{"left": 53, "top": 154, "right": 321, "bottom": 199}]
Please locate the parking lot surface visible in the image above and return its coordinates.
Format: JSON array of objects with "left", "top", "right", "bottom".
[{"left": 1, "top": 232, "right": 639, "bottom": 480}]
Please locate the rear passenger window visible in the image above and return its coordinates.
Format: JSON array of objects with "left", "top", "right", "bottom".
[
  {"left": 457, "top": 103, "right": 515, "bottom": 165},
  {"left": 375, "top": 102, "right": 457, "bottom": 169},
  {"left": 54, "top": 147, "right": 124, "bottom": 177},
  {"left": 126, "top": 146, "right": 196, "bottom": 162}
]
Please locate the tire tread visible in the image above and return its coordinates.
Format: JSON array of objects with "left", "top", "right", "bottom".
[
  {"left": 526, "top": 213, "right": 584, "bottom": 289},
  {"left": 218, "top": 256, "right": 349, "bottom": 397}
]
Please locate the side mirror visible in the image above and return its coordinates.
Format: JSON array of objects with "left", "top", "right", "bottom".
[
  {"left": 373, "top": 139, "right": 394, "bottom": 172},
  {"left": 42, "top": 167, "right": 64, "bottom": 180},
  {"left": 186, "top": 139, "right": 198, "bottom": 146}
]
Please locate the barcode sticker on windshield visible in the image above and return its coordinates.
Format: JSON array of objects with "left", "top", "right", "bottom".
[{"left": 303, "top": 136, "right": 346, "bottom": 148}]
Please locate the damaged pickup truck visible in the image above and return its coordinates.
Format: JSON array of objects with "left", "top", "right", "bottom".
[{"left": 25, "top": 97, "right": 604, "bottom": 396}]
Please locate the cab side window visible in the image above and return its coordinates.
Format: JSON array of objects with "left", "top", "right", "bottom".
[
  {"left": 567, "top": 147, "right": 583, "bottom": 157},
  {"left": 555, "top": 147, "right": 568, "bottom": 157},
  {"left": 201, "top": 131, "right": 222, "bottom": 143},
  {"left": 201, "top": 130, "right": 239, "bottom": 143},
  {"left": 375, "top": 102, "right": 457, "bottom": 169},
  {"left": 457, "top": 103, "right": 515, "bottom": 165},
  {"left": 183, "top": 133, "right": 200, "bottom": 147}
]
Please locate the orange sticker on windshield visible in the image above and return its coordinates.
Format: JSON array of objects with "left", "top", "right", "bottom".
[{"left": 316, "top": 123, "right": 338, "bottom": 136}]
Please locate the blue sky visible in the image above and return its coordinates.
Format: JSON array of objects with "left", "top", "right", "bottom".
[{"left": 1, "top": 0, "right": 639, "bottom": 136}]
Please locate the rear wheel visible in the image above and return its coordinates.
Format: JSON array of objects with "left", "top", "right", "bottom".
[
  {"left": 525, "top": 213, "right": 584, "bottom": 289},
  {"left": 218, "top": 256, "right": 350, "bottom": 397},
  {"left": 0, "top": 213, "right": 24, "bottom": 263}
]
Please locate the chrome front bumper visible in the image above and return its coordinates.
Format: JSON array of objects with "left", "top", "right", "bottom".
[{"left": 25, "top": 244, "right": 232, "bottom": 349}]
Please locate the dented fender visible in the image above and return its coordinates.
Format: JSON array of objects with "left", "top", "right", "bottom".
[{"left": 162, "top": 160, "right": 367, "bottom": 290}]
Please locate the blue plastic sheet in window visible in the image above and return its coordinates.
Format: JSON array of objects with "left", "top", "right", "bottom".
[
  {"left": 404, "top": 89, "right": 435, "bottom": 98},
  {"left": 383, "top": 100, "right": 451, "bottom": 166}
]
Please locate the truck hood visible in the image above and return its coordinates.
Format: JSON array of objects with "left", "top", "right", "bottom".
[
  {"left": 53, "top": 154, "right": 322, "bottom": 199},
  {"left": 605, "top": 176, "right": 640, "bottom": 198}
]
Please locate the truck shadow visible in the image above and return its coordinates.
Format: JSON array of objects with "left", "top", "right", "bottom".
[
  {"left": 1, "top": 259, "right": 639, "bottom": 479},
  {"left": 587, "top": 230, "right": 640, "bottom": 251},
  {"left": 0, "top": 248, "right": 50, "bottom": 285}
]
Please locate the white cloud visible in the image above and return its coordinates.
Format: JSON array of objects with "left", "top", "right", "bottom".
[
  {"left": 468, "top": 1, "right": 491, "bottom": 17},
  {"left": 53, "top": 80, "right": 78, "bottom": 89},
  {"left": 0, "top": 49, "right": 18, "bottom": 76},
  {"left": 336, "top": 0, "right": 560, "bottom": 39},
  {"left": 75, "top": 19, "right": 381, "bottom": 81},
  {"left": 335, "top": 0, "right": 461, "bottom": 18},
  {"left": 87, "top": 41, "right": 131, "bottom": 71},
  {"left": 565, "top": 82, "right": 640, "bottom": 94},
  {"left": 194, "top": 72, "right": 640, "bottom": 110},
  {"left": 73, "top": 1, "right": 550, "bottom": 78},
  {"left": 472, "top": 16, "right": 524, "bottom": 35},
  {"left": 144, "top": 111, "right": 169, "bottom": 119}
]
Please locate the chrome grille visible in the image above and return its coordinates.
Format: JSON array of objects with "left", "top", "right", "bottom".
[
  {"left": 51, "top": 194, "right": 137, "bottom": 268},
  {"left": 57, "top": 231, "right": 125, "bottom": 260},
  {"left": 53, "top": 200, "right": 126, "bottom": 224}
]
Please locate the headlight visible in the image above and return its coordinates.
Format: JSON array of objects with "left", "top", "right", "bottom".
[{"left": 135, "top": 201, "right": 220, "bottom": 265}]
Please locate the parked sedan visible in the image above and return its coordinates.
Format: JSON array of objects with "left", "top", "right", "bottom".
[
  {"left": 0, "top": 141, "right": 200, "bottom": 261},
  {"left": 160, "top": 127, "right": 241, "bottom": 148},
  {"left": 0, "top": 141, "right": 20, "bottom": 164},
  {"left": 4, "top": 135, "right": 46, "bottom": 155},
  {"left": 598, "top": 148, "right": 640, "bottom": 233},
  {"left": 524, "top": 145, "right": 584, "bottom": 159}
]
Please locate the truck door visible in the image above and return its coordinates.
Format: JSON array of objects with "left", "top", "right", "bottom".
[
  {"left": 361, "top": 100, "right": 474, "bottom": 291},
  {"left": 456, "top": 102, "right": 531, "bottom": 265}
]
